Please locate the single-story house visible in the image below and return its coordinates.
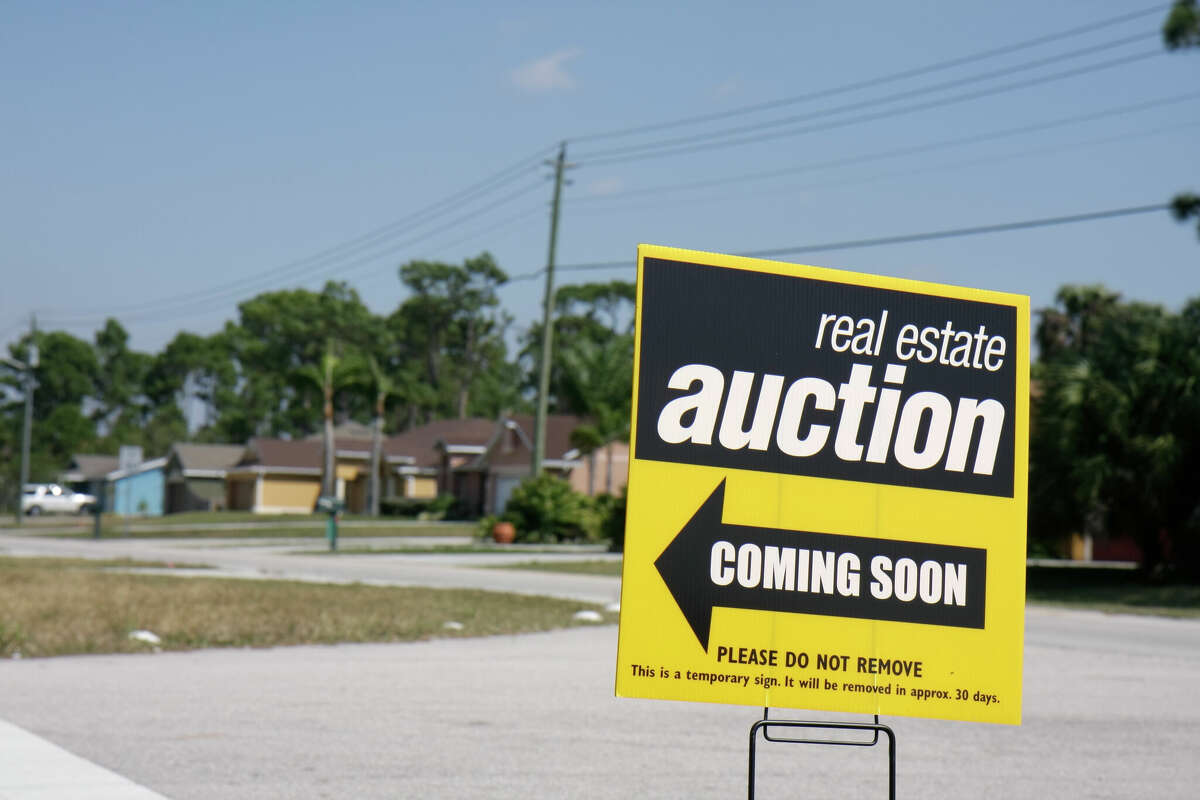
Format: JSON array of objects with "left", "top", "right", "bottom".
[
  {"left": 224, "top": 439, "right": 325, "bottom": 514},
  {"left": 60, "top": 453, "right": 119, "bottom": 499},
  {"left": 307, "top": 418, "right": 504, "bottom": 507},
  {"left": 570, "top": 438, "right": 630, "bottom": 499},
  {"left": 164, "top": 443, "right": 245, "bottom": 514},
  {"left": 378, "top": 417, "right": 498, "bottom": 501},
  {"left": 106, "top": 457, "right": 168, "bottom": 516},
  {"left": 449, "top": 414, "right": 629, "bottom": 516}
]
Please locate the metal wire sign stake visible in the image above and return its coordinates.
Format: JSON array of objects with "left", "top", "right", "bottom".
[{"left": 748, "top": 709, "right": 895, "bottom": 799}]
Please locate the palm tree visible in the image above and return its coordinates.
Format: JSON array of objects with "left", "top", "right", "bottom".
[
  {"left": 559, "top": 335, "right": 633, "bottom": 494},
  {"left": 293, "top": 339, "right": 343, "bottom": 499},
  {"left": 365, "top": 355, "right": 394, "bottom": 517}
]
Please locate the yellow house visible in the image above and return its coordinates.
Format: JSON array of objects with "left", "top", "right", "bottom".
[
  {"left": 225, "top": 438, "right": 385, "bottom": 514},
  {"left": 225, "top": 439, "right": 324, "bottom": 514}
]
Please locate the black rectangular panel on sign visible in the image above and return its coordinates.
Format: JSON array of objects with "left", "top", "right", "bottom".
[{"left": 635, "top": 257, "right": 1018, "bottom": 497}]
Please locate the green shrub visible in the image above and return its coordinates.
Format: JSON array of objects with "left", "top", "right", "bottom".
[
  {"left": 380, "top": 493, "right": 460, "bottom": 519},
  {"left": 501, "top": 475, "right": 599, "bottom": 543},
  {"left": 597, "top": 488, "right": 627, "bottom": 552},
  {"left": 477, "top": 514, "right": 501, "bottom": 540},
  {"left": 423, "top": 493, "right": 467, "bottom": 520},
  {"left": 379, "top": 497, "right": 434, "bottom": 517}
]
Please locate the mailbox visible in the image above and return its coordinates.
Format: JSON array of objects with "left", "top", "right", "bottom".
[{"left": 316, "top": 496, "right": 344, "bottom": 514}]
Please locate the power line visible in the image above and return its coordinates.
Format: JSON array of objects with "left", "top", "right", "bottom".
[
  {"left": 42, "top": 143, "right": 558, "bottom": 322},
  {"left": 571, "top": 121, "right": 1200, "bottom": 221},
  {"left": 543, "top": 203, "right": 1169, "bottom": 276},
  {"left": 576, "top": 49, "right": 1163, "bottom": 166},
  {"left": 42, "top": 179, "right": 550, "bottom": 328},
  {"left": 566, "top": 92, "right": 1200, "bottom": 207},
  {"left": 574, "top": 31, "right": 1156, "bottom": 162},
  {"left": 567, "top": 4, "right": 1164, "bottom": 144},
  {"left": 355, "top": 203, "right": 549, "bottom": 291},
  {"left": 741, "top": 204, "right": 1169, "bottom": 259},
  {"left": 421, "top": 204, "right": 548, "bottom": 261}
]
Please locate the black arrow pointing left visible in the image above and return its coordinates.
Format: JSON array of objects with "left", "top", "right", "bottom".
[{"left": 654, "top": 479, "right": 987, "bottom": 651}]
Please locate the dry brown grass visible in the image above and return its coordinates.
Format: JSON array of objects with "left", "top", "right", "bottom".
[{"left": 0, "top": 557, "right": 615, "bottom": 659}]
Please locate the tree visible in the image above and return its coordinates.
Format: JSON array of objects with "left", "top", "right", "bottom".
[
  {"left": 92, "top": 319, "right": 153, "bottom": 433},
  {"left": 519, "top": 280, "right": 636, "bottom": 418},
  {"left": 1030, "top": 286, "right": 1200, "bottom": 575},
  {"left": 4, "top": 330, "right": 98, "bottom": 421},
  {"left": 365, "top": 356, "right": 392, "bottom": 516},
  {"left": 1172, "top": 193, "right": 1200, "bottom": 239},
  {"left": 292, "top": 339, "right": 356, "bottom": 499},
  {"left": 36, "top": 405, "right": 96, "bottom": 469},
  {"left": 145, "top": 330, "right": 238, "bottom": 438},
  {"left": 520, "top": 281, "right": 635, "bottom": 492},
  {"left": 1164, "top": 2, "right": 1199, "bottom": 234},
  {"left": 393, "top": 253, "right": 514, "bottom": 421},
  {"left": 224, "top": 282, "right": 382, "bottom": 437},
  {"left": 341, "top": 353, "right": 395, "bottom": 516},
  {"left": 0, "top": 328, "right": 99, "bottom": 505},
  {"left": 561, "top": 334, "right": 634, "bottom": 494},
  {"left": 1164, "top": 0, "right": 1199, "bottom": 49},
  {"left": 556, "top": 280, "right": 636, "bottom": 335}
]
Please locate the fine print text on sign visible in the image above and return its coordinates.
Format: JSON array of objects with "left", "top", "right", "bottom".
[{"left": 615, "top": 245, "right": 1029, "bottom": 725}]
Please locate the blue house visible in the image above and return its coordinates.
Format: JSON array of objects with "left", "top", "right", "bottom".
[{"left": 106, "top": 457, "right": 167, "bottom": 516}]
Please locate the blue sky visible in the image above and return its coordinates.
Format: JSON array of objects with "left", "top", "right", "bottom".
[{"left": 1, "top": 1, "right": 1196, "bottom": 354}]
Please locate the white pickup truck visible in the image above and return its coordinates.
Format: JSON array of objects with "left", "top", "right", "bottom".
[{"left": 22, "top": 483, "right": 97, "bottom": 515}]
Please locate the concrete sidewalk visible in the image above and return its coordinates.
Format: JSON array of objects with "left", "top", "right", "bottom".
[{"left": 0, "top": 720, "right": 168, "bottom": 800}]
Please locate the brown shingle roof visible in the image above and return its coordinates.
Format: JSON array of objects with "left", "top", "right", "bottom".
[
  {"left": 468, "top": 414, "right": 586, "bottom": 469},
  {"left": 66, "top": 454, "right": 120, "bottom": 480},
  {"left": 239, "top": 419, "right": 527, "bottom": 473},
  {"left": 170, "top": 444, "right": 245, "bottom": 473},
  {"left": 384, "top": 418, "right": 498, "bottom": 467},
  {"left": 238, "top": 439, "right": 322, "bottom": 470}
]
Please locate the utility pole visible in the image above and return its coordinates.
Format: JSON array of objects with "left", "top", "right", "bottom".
[
  {"left": 14, "top": 315, "right": 36, "bottom": 525},
  {"left": 532, "top": 142, "right": 568, "bottom": 477}
]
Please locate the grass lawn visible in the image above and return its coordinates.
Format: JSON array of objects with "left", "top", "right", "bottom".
[
  {"left": 74, "top": 510, "right": 453, "bottom": 525},
  {"left": 291, "top": 544, "right": 611, "bottom": 556},
  {"left": 0, "top": 556, "right": 616, "bottom": 659},
  {"left": 116, "top": 510, "right": 313, "bottom": 525},
  {"left": 1026, "top": 564, "right": 1200, "bottom": 617}
]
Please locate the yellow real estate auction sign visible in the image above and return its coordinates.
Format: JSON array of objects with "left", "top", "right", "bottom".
[{"left": 615, "top": 244, "right": 1029, "bottom": 725}]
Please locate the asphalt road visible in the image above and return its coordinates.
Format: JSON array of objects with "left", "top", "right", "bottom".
[{"left": 1, "top": 534, "right": 1198, "bottom": 798}]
